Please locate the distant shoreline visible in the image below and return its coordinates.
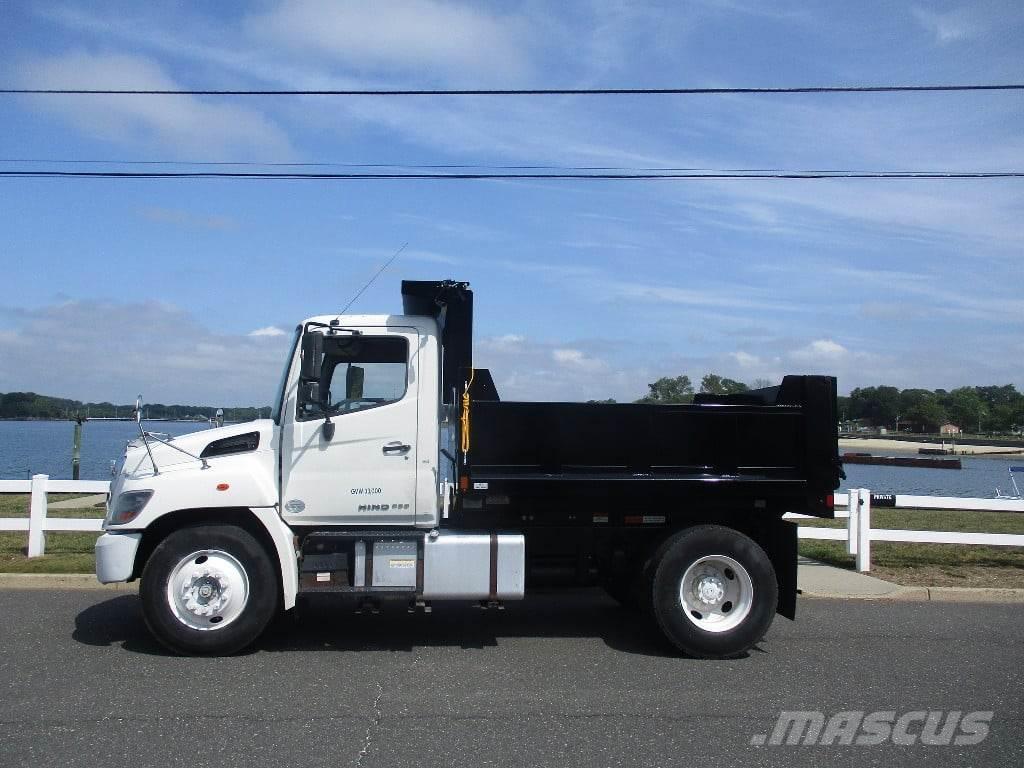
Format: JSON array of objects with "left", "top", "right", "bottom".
[
  {"left": 840, "top": 437, "right": 1024, "bottom": 459},
  {"left": 0, "top": 417, "right": 218, "bottom": 423}
]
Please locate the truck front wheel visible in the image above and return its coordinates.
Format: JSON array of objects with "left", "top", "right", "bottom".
[
  {"left": 650, "top": 525, "right": 777, "bottom": 659},
  {"left": 140, "top": 525, "right": 278, "bottom": 655}
]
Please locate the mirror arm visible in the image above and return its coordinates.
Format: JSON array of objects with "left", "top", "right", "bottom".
[{"left": 134, "top": 394, "right": 159, "bottom": 475}]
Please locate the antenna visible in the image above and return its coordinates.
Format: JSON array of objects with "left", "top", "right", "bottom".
[{"left": 338, "top": 242, "right": 408, "bottom": 316}]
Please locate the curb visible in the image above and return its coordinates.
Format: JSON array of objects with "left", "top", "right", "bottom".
[
  {"left": 0, "top": 573, "right": 138, "bottom": 591},
  {"left": 801, "top": 585, "right": 1024, "bottom": 603}
]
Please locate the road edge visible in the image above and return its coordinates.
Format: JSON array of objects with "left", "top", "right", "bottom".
[
  {"left": 0, "top": 573, "right": 138, "bottom": 591},
  {"left": 800, "top": 584, "right": 1024, "bottom": 602}
]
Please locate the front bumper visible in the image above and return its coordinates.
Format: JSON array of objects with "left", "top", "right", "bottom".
[{"left": 95, "top": 532, "right": 142, "bottom": 583}]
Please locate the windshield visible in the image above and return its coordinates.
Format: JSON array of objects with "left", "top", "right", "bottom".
[{"left": 271, "top": 326, "right": 302, "bottom": 425}]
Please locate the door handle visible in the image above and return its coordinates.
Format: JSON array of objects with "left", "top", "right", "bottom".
[{"left": 382, "top": 441, "right": 411, "bottom": 455}]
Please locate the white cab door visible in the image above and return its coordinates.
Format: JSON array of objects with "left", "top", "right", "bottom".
[{"left": 281, "top": 327, "right": 419, "bottom": 526}]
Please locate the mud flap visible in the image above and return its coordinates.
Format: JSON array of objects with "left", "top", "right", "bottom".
[{"left": 763, "top": 518, "right": 798, "bottom": 620}]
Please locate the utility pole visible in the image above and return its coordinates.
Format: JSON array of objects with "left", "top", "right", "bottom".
[{"left": 71, "top": 414, "right": 85, "bottom": 480}]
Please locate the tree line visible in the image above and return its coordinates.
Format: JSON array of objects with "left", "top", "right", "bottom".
[
  {"left": 0, "top": 392, "right": 270, "bottom": 423},
  {"left": 589, "top": 373, "right": 759, "bottom": 404},
  {"left": 591, "top": 376, "right": 1024, "bottom": 435},
  {"left": 840, "top": 384, "right": 1024, "bottom": 434}
]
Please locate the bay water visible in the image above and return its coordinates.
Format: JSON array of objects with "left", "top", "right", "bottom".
[{"left": 0, "top": 420, "right": 1019, "bottom": 498}]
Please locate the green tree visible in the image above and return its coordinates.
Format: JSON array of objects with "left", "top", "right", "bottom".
[
  {"left": 973, "top": 385, "right": 1022, "bottom": 431},
  {"left": 905, "top": 400, "right": 948, "bottom": 432},
  {"left": 700, "top": 374, "right": 749, "bottom": 395},
  {"left": 636, "top": 375, "right": 694, "bottom": 404},
  {"left": 848, "top": 385, "right": 901, "bottom": 427},
  {"left": 945, "top": 387, "right": 986, "bottom": 433}
]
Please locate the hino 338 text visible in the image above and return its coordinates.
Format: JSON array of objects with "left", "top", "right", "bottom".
[{"left": 96, "top": 280, "right": 842, "bottom": 657}]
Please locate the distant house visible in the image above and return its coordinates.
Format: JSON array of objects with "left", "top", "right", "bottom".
[{"left": 939, "top": 423, "right": 961, "bottom": 435}]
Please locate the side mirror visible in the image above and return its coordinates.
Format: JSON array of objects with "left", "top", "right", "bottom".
[{"left": 299, "top": 332, "right": 324, "bottom": 381}]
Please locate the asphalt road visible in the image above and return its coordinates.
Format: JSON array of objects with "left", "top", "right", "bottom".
[{"left": 0, "top": 590, "right": 1020, "bottom": 768}]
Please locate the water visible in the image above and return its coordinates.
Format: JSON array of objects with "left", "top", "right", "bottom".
[
  {"left": 0, "top": 420, "right": 209, "bottom": 480},
  {"left": 0, "top": 421, "right": 1019, "bottom": 497},
  {"left": 840, "top": 451, "right": 1021, "bottom": 498}
]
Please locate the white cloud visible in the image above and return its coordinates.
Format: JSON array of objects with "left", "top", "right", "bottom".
[
  {"left": 552, "top": 348, "right": 605, "bottom": 371},
  {"left": 332, "top": 247, "right": 462, "bottom": 266},
  {"left": 244, "top": 0, "right": 530, "bottom": 80},
  {"left": 492, "top": 334, "right": 525, "bottom": 345},
  {"left": 731, "top": 351, "right": 761, "bottom": 368},
  {"left": 16, "top": 51, "right": 292, "bottom": 158},
  {"left": 911, "top": 6, "right": 983, "bottom": 42},
  {"left": 790, "top": 339, "right": 848, "bottom": 362},
  {"left": 0, "top": 301, "right": 291, "bottom": 405},
  {"left": 140, "top": 206, "right": 237, "bottom": 231},
  {"left": 608, "top": 280, "right": 803, "bottom": 313},
  {"left": 477, "top": 334, "right": 639, "bottom": 401},
  {"left": 248, "top": 326, "right": 287, "bottom": 338}
]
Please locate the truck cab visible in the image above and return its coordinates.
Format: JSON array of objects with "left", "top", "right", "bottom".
[
  {"left": 96, "top": 280, "right": 841, "bottom": 659},
  {"left": 279, "top": 314, "right": 444, "bottom": 528}
]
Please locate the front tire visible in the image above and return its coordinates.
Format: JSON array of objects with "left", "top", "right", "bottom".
[
  {"left": 649, "top": 525, "right": 777, "bottom": 659},
  {"left": 141, "top": 525, "right": 278, "bottom": 655}
]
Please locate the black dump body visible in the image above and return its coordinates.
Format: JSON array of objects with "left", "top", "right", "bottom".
[
  {"left": 398, "top": 280, "right": 841, "bottom": 525},
  {"left": 462, "top": 375, "right": 842, "bottom": 526},
  {"left": 403, "top": 280, "right": 842, "bottom": 617}
]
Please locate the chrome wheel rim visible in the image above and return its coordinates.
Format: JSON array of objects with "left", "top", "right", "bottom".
[
  {"left": 678, "top": 554, "right": 753, "bottom": 633},
  {"left": 166, "top": 550, "right": 249, "bottom": 631}
]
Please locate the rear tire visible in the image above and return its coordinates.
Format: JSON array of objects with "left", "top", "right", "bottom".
[
  {"left": 141, "top": 525, "right": 278, "bottom": 655},
  {"left": 649, "top": 525, "right": 777, "bottom": 659}
]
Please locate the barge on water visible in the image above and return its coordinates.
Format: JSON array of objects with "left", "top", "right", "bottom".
[{"left": 841, "top": 452, "right": 962, "bottom": 469}]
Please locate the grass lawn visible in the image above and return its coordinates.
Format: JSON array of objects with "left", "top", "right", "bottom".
[
  {"left": 0, "top": 493, "right": 104, "bottom": 573},
  {"left": 798, "top": 507, "right": 1024, "bottom": 588}
]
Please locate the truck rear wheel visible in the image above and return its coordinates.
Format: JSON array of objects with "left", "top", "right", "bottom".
[
  {"left": 649, "top": 525, "right": 777, "bottom": 659},
  {"left": 140, "top": 525, "right": 278, "bottom": 655}
]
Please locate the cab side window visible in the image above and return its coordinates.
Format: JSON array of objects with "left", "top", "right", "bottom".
[{"left": 299, "top": 336, "right": 409, "bottom": 419}]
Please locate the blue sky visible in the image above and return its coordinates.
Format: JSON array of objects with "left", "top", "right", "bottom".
[{"left": 1, "top": 1, "right": 1021, "bottom": 406}]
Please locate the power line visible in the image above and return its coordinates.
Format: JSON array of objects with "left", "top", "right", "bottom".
[
  {"left": 4, "top": 158, "right": 1005, "bottom": 174},
  {"left": 1, "top": 170, "right": 1020, "bottom": 180},
  {"left": 2, "top": 84, "right": 1023, "bottom": 97},
  {"left": 0, "top": 158, "right": 724, "bottom": 171}
]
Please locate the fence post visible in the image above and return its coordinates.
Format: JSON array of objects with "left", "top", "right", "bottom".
[
  {"left": 856, "top": 489, "right": 872, "bottom": 572},
  {"left": 28, "top": 473, "right": 48, "bottom": 557},
  {"left": 846, "top": 489, "right": 859, "bottom": 556}
]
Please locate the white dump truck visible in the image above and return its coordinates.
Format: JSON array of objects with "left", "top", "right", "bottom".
[{"left": 96, "top": 280, "right": 841, "bottom": 657}]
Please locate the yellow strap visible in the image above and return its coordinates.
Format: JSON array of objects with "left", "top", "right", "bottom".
[{"left": 460, "top": 369, "right": 476, "bottom": 455}]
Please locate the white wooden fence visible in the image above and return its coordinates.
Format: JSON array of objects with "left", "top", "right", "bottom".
[
  {"left": 0, "top": 475, "right": 108, "bottom": 556},
  {"left": 787, "top": 489, "right": 1024, "bottom": 572},
  {"left": 1, "top": 476, "right": 1023, "bottom": 570}
]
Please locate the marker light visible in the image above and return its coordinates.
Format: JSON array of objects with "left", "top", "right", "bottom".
[{"left": 109, "top": 490, "right": 153, "bottom": 525}]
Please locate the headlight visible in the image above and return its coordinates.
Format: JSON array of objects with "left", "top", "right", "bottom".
[{"left": 109, "top": 490, "right": 153, "bottom": 526}]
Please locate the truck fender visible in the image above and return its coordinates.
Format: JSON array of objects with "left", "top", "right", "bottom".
[{"left": 249, "top": 507, "right": 299, "bottom": 610}]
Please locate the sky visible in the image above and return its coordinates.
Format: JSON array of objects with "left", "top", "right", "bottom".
[{"left": 0, "top": 0, "right": 1021, "bottom": 407}]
